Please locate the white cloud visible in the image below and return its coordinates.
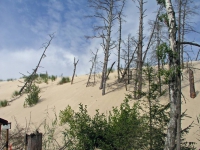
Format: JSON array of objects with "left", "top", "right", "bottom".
[{"left": 0, "top": 0, "right": 200, "bottom": 80}]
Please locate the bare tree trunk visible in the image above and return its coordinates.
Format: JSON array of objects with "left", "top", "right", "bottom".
[
  {"left": 117, "top": 1, "right": 125, "bottom": 81},
  {"left": 101, "top": 0, "right": 114, "bottom": 96},
  {"left": 189, "top": 69, "right": 196, "bottom": 98},
  {"left": 71, "top": 57, "right": 79, "bottom": 84},
  {"left": 106, "top": 61, "right": 116, "bottom": 80},
  {"left": 127, "top": 35, "right": 130, "bottom": 84},
  {"left": 117, "top": 17, "right": 122, "bottom": 81},
  {"left": 19, "top": 34, "right": 54, "bottom": 95},
  {"left": 176, "top": 0, "right": 182, "bottom": 148},
  {"left": 86, "top": 49, "right": 98, "bottom": 87},
  {"left": 164, "top": 0, "right": 179, "bottom": 149},
  {"left": 136, "top": 0, "right": 144, "bottom": 99},
  {"left": 120, "top": 45, "right": 137, "bottom": 82},
  {"left": 156, "top": 22, "right": 162, "bottom": 95}
]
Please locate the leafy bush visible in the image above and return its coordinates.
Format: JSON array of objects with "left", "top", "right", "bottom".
[
  {"left": 49, "top": 75, "right": 57, "bottom": 82},
  {"left": 0, "top": 100, "right": 8, "bottom": 107},
  {"left": 58, "top": 77, "right": 70, "bottom": 85},
  {"left": 24, "top": 74, "right": 39, "bottom": 82},
  {"left": 7, "top": 78, "right": 14, "bottom": 81},
  {"left": 24, "top": 84, "right": 40, "bottom": 107},
  {"left": 40, "top": 73, "right": 49, "bottom": 84},
  {"left": 60, "top": 99, "right": 147, "bottom": 149},
  {"left": 12, "top": 90, "right": 20, "bottom": 98}
]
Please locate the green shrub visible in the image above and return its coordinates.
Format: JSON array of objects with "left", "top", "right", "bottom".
[
  {"left": 60, "top": 99, "right": 147, "bottom": 149},
  {"left": 12, "top": 90, "right": 20, "bottom": 98},
  {"left": 0, "top": 100, "right": 8, "bottom": 107},
  {"left": 40, "top": 73, "right": 49, "bottom": 84},
  {"left": 24, "top": 84, "right": 40, "bottom": 107},
  {"left": 24, "top": 74, "right": 39, "bottom": 82},
  {"left": 49, "top": 75, "right": 57, "bottom": 82},
  {"left": 58, "top": 77, "right": 70, "bottom": 85},
  {"left": 7, "top": 78, "right": 14, "bottom": 81}
]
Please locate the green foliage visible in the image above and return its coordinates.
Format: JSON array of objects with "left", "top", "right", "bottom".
[
  {"left": 49, "top": 75, "right": 57, "bottom": 82},
  {"left": 39, "top": 73, "right": 49, "bottom": 84},
  {"left": 143, "top": 63, "right": 170, "bottom": 149},
  {"left": 24, "top": 74, "right": 39, "bottom": 82},
  {"left": 12, "top": 90, "right": 20, "bottom": 98},
  {"left": 0, "top": 79, "right": 3, "bottom": 82},
  {"left": 156, "top": 0, "right": 166, "bottom": 6},
  {"left": 142, "top": 62, "right": 196, "bottom": 149},
  {"left": 7, "top": 78, "right": 14, "bottom": 81},
  {"left": 58, "top": 77, "right": 70, "bottom": 85},
  {"left": 24, "top": 84, "right": 40, "bottom": 107},
  {"left": 0, "top": 100, "right": 8, "bottom": 107},
  {"left": 60, "top": 99, "right": 147, "bottom": 149},
  {"left": 43, "top": 108, "right": 60, "bottom": 150}
]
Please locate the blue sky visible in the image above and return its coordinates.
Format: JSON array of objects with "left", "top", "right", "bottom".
[{"left": 0, "top": 0, "right": 200, "bottom": 80}]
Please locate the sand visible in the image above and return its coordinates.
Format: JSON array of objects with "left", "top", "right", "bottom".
[{"left": 0, "top": 62, "right": 200, "bottom": 148}]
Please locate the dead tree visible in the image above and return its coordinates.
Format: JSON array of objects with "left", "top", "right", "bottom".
[
  {"left": 87, "top": 0, "right": 124, "bottom": 95},
  {"left": 71, "top": 57, "right": 79, "bottom": 84},
  {"left": 86, "top": 49, "right": 99, "bottom": 87},
  {"left": 189, "top": 69, "right": 196, "bottom": 98},
  {"left": 120, "top": 44, "right": 138, "bottom": 82},
  {"left": 121, "top": 34, "right": 135, "bottom": 84},
  {"left": 19, "top": 34, "right": 54, "bottom": 95},
  {"left": 134, "top": 0, "right": 145, "bottom": 99},
  {"left": 177, "top": 0, "right": 200, "bottom": 68},
  {"left": 117, "top": 0, "right": 125, "bottom": 81}
]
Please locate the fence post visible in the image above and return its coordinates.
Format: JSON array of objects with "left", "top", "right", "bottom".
[
  {"left": 189, "top": 69, "right": 196, "bottom": 98},
  {"left": 25, "top": 131, "right": 42, "bottom": 150}
]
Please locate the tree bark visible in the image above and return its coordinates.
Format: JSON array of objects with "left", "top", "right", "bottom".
[
  {"left": 189, "top": 69, "right": 196, "bottom": 98},
  {"left": 136, "top": 0, "right": 144, "bottom": 99},
  {"left": 117, "top": 1, "right": 125, "bottom": 81},
  {"left": 176, "top": 0, "right": 182, "bottom": 148},
  {"left": 164, "top": 0, "right": 179, "bottom": 149}
]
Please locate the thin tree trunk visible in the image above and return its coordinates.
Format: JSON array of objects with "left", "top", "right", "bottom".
[
  {"left": 86, "top": 50, "right": 98, "bottom": 87},
  {"left": 127, "top": 35, "right": 130, "bottom": 84},
  {"left": 106, "top": 61, "right": 116, "bottom": 79},
  {"left": 71, "top": 57, "right": 79, "bottom": 84},
  {"left": 137, "top": 0, "right": 144, "bottom": 99},
  {"left": 156, "top": 22, "right": 162, "bottom": 95},
  {"left": 102, "top": 0, "right": 114, "bottom": 95},
  {"left": 117, "top": 13, "right": 122, "bottom": 81},
  {"left": 164, "top": 0, "right": 179, "bottom": 149},
  {"left": 176, "top": 0, "right": 182, "bottom": 148}
]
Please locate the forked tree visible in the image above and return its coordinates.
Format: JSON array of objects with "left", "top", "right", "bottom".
[
  {"left": 88, "top": 0, "right": 125, "bottom": 95},
  {"left": 71, "top": 57, "right": 79, "bottom": 85},
  {"left": 134, "top": 0, "right": 145, "bottom": 99}
]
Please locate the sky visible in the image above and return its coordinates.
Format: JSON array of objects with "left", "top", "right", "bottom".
[{"left": 0, "top": 0, "right": 200, "bottom": 80}]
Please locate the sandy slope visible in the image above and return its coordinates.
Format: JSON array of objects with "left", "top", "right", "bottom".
[{"left": 1, "top": 62, "right": 200, "bottom": 148}]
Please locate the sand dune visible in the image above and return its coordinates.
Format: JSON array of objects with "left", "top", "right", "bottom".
[{"left": 1, "top": 62, "right": 200, "bottom": 147}]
